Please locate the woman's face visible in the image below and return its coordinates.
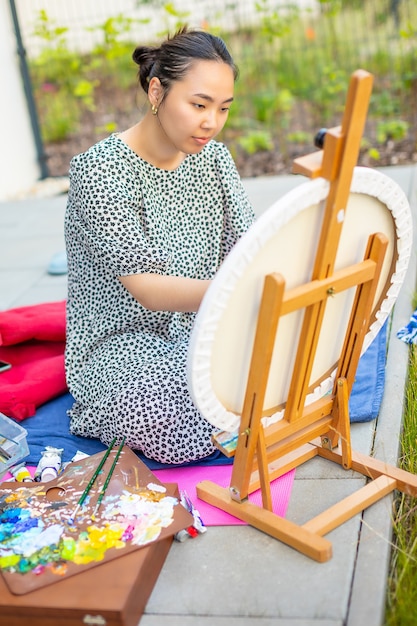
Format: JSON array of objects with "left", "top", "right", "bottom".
[{"left": 151, "top": 60, "right": 235, "bottom": 154}]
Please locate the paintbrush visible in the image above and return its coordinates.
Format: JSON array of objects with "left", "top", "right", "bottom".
[
  {"left": 0, "top": 445, "right": 12, "bottom": 463},
  {"left": 69, "top": 437, "right": 117, "bottom": 522},
  {"left": 0, "top": 436, "right": 12, "bottom": 463},
  {"left": 91, "top": 437, "right": 126, "bottom": 520}
]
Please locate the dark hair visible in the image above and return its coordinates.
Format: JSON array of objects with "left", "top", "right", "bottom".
[{"left": 132, "top": 27, "right": 238, "bottom": 97}]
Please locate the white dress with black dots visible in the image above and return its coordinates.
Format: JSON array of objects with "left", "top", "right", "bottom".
[{"left": 64, "top": 134, "right": 255, "bottom": 464}]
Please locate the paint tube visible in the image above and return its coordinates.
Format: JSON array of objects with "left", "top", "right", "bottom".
[
  {"left": 174, "top": 490, "right": 207, "bottom": 541},
  {"left": 182, "top": 490, "right": 206, "bottom": 534},
  {"left": 34, "top": 446, "right": 64, "bottom": 482},
  {"left": 70, "top": 450, "right": 90, "bottom": 462},
  {"left": 9, "top": 462, "right": 33, "bottom": 482},
  {"left": 62, "top": 450, "right": 90, "bottom": 472}
]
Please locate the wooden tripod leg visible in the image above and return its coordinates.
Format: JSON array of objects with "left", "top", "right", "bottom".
[
  {"left": 257, "top": 426, "right": 272, "bottom": 511},
  {"left": 230, "top": 273, "right": 285, "bottom": 502},
  {"left": 336, "top": 377, "right": 352, "bottom": 470}
]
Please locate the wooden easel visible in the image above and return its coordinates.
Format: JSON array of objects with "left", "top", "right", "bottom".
[{"left": 196, "top": 69, "right": 417, "bottom": 562}]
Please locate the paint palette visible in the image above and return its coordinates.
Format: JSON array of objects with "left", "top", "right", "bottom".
[{"left": 0, "top": 446, "right": 192, "bottom": 595}]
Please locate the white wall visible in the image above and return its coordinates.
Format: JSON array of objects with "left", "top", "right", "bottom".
[{"left": 0, "top": 2, "right": 40, "bottom": 201}]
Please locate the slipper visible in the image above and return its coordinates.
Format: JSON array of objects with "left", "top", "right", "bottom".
[{"left": 47, "top": 251, "right": 68, "bottom": 275}]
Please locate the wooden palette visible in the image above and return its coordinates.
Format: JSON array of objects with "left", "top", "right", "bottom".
[
  {"left": 0, "top": 484, "right": 180, "bottom": 626},
  {"left": 0, "top": 446, "right": 192, "bottom": 595}
]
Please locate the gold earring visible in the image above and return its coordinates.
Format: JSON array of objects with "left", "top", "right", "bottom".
[{"left": 151, "top": 104, "right": 158, "bottom": 115}]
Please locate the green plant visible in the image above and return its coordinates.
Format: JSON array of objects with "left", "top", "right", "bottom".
[
  {"left": 95, "top": 122, "right": 118, "bottom": 135},
  {"left": 39, "top": 90, "right": 80, "bottom": 142},
  {"left": 371, "top": 90, "right": 401, "bottom": 118},
  {"left": 30, "top": 10, "right": 97, "bottom": 141},
  {"left": 367, "top": 147, "right": 381, "bottom": 161},
  {"left": 253, "top": 89, "right": 293, "bottom": 125},
  {"left": 28, "top": 0, "right": 417, "bottom": 173},
  {"left": 317, "top": 0, "right": 342, "bottom": 17},
  {"left": 300, "top": 64, "right": 348, "bottom": 125},
  {"left": 359, "top": 136, "right": 381, "bottom": 162},
  {"left": 376, "top": 119, "right": 409, "bottom": 144},
  {"left": 74, "top": 79, "right": 99, "bottom": 112},
  {"left": 157, "top": 3, "right": 191, "bottom": 37},
  {"left": 287, "top": 131, "right": 311, "bottom": 144},
  {"left": 251, "top": 88, "right": 294, "bottom": 159},
  {"left": 87, "top": 14, "right": 149, "bottom": 89},
  {"left": 30, "top": 10, "right": 82, "bottom": 91},
  {"left": 368, "top": 49, "right": 394, "bottom": 77},
  {"left": 255, "top": 0, "right": 299, "bottom": 40},
  {"left": 237, "top": 130, "right": 274, "bottom": 154}
]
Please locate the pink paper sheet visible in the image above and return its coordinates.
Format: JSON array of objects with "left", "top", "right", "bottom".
[{"left": 154, "top": 465, "right": 295, "bottom": 526}]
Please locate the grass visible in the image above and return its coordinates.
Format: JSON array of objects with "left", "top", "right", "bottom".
[{"left": 385, "top": 339, "right": 417, "bottom": 625}]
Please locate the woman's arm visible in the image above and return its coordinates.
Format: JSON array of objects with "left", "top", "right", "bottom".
[{"left": 119, "top": 274, "right": 211, "bottom": 312}]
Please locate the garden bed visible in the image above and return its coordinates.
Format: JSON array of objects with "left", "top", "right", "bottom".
[{"left": 43, "top": 102, "right": 417, "bottom": 180}]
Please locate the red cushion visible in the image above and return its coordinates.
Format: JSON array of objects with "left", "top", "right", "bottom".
[
  {"left": 0, "top": 341, "right": 67, "bottom": 421},
  {"left": 0, "top": 301, "right": 66, "bottom": 346}
]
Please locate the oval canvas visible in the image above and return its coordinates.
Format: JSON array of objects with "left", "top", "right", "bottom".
[{"left": 188, "top": 167, "right": 412, "bottom": 432}]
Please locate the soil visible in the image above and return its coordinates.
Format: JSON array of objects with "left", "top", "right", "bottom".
[{"left": 42, "top": 96, "right": 417, "bottom": 180}]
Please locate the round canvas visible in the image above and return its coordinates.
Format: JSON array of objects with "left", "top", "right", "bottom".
[{"left": 188, "top": 167, "right": 412, "bottom": 433}]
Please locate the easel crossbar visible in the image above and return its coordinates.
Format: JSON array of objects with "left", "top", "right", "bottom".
[
  {"left": 303, "top": 474, "right": 397, "bottom": 536},
  {"left": 280, "top": 258, "right": 378, "bottom": 316},
  {"left": 315, "top": 444, "right": 417, "bottom": 496}
]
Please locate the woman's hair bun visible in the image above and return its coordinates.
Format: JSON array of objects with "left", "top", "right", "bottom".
[{"left": 132, "top": 46, "right": 158, "bottom": 92}]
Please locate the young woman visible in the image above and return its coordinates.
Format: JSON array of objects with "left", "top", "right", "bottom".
[{"left": 64, "top": 27, "right": 255, "bottom": 464}]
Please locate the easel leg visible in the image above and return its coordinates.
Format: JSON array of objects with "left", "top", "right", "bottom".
[
  {"left": 325, "top": 377, "right": 352, "bottom": 469},
  {"left": 336, "top": 377, "right": 352, "bottom": 470},
  {"left": 230, "top": 273, "right": 285, "bottom": 502},
  {"left": 257, "top": 426, "right": 272, "bottom": 511}
]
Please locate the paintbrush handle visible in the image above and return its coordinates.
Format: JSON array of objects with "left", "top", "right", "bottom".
[
  {"left": 77, "top": 437, "right": 116, "bottom": 507},
  {"left": 93, "top": 437, "right": 125, "bottom": 516}
]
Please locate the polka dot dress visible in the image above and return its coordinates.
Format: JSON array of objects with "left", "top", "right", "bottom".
[{"left": 64, "top": 134, "right": 255, "bottom": 464}]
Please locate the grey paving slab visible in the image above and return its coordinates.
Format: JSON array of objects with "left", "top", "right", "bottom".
[
  {"left": 12, "top": 279, "right": 68, "bottom": 308},
  {"left": 244, "top": 173, "right": 306, "bottom": 217},
  {"left": 0, "top": 237, "right": 64, "bottom": 270},
  {"left": 0, "top": 194, "right": 67, "bottom": 309},
  {"left": 0, "top": 164, "right": 415, "bottom": 626},
  {"left": 0, "top": 269, "right": 43, "bottom": 310},
  {"left": 0, "top": 268, "right": 67, "bottom": 309},
  {"left": 144, "top": 479, "right": 364, "bottom": 622},
  {"left": 0, "top": 198, "right": 66, "bottom": 243}
]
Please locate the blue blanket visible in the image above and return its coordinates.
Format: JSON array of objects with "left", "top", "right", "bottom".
[
  {"left": 21, "top": 323, "right": 386, "bottom": 467},
  {"left": 349, "top": 321, "right": 387, "bottom": 423},
  {"left": 21, "top": 393, "right": 232, "bottom": 469}
]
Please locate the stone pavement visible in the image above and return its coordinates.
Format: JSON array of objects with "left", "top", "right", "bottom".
[{"left": 0, "top": 164, "right": 416, "bottom": 625}]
